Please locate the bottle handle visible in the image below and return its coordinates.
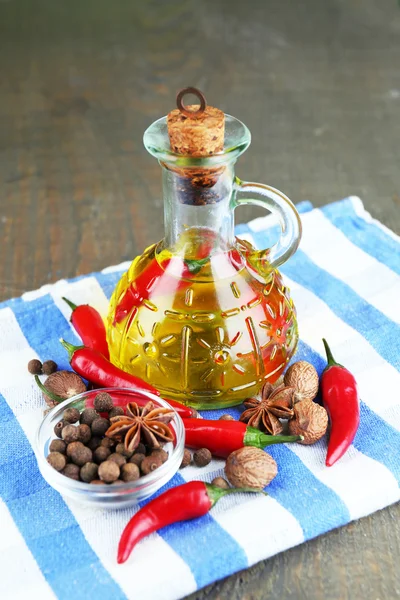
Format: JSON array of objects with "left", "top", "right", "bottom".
[{"left": 233, "top": 178, "right": 302, "bottom": 268}]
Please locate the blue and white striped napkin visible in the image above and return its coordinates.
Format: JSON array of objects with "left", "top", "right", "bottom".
[{"left": 0, "top": 197, "right": 399, "bottom": 600}]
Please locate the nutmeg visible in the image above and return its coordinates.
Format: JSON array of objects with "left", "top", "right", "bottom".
[
  {"left": 284, "top": 361, "right": 319, "bottom": 403},
  {"left": 39, "top": 370, "right": 87, "bottom": 407},
  {"left": 225, "top": 447, "right": 277, "bottom": 489},
  {"left": 288, "top": 400, "right": 328, "bottom": 444}
]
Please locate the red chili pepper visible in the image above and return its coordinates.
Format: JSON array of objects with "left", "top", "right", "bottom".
[
  {"left": 62, "top": 297, "right": 109, "bottom": 360},
  {"left": 60, "top": 339, "right": 196, "bottom": 419},
  {"left": 114, "top": 257, "right": 166, "bottom": 324},
  {"left": 183, "top": 418, "right": 302, "bottom": 458},
  {"left": 321, "top": 338, "right": 360, "bottom": 467},
  {"left": 114, "top": 256, "right": 195, "bottom": 324},
  {"left": 118, "top": 481, "right": 263, "bottom": 563}
]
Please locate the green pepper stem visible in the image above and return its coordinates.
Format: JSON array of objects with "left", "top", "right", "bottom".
[
  {"left": 244, "top": 426, "right": 303, "bottom": 449},
  {"left": 322, "top": 338, "right": 342, "bottom": 367},
  {"left": 34, "top": 375, "right": 63, "bottom": 404},
  {"left": 60, "top": 338, "right": 83, "bottom": 360},
  {"left": 205, "top": 483, "right": 266, "bottom": 507},
  {"left": 62, "top": 297, "right": 78, "bottom": 311},
  {"left": 184, "top": 257, "right": 209, "bottom": 274}
]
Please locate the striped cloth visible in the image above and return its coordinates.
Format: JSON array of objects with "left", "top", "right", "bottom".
[{"left": 0, "top": 196, "right": 399, "bottom": 600}]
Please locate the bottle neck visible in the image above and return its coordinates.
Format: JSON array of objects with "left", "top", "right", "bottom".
[{"left": 161, "top": 163, "right": 235, "bottom": 257}]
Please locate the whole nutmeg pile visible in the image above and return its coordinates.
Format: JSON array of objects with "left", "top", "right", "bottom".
[
  {"left": 239, "top": 360, "right": 327, "bottom": 447},
  {"left": 46, "top": 392, "right": 174, "bottom": 485}
]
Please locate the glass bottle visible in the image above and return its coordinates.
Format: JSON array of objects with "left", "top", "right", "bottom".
[{"left": 107, "top": 108, "right": 302, "bottom": 409}]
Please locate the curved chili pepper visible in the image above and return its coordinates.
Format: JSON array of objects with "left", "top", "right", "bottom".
[
  {"left": 118, "top": 481, "right": 263, "bottom": 563},
  {"left": 321, "top": 338, "right": 360, "bottom": 467},
  {"left": 183, "top": 418, "right": 302, "bottom": 458},
  {"left": 62, "top": 297, "right": 109, "bottom": 359},
  {"left": 60, "top": 339, "right": 196, "bottom": 419},
  {"left": 114, "top": 257, "right": 165, "bottom": 324}
]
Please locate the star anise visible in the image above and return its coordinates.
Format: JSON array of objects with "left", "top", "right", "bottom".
[
  {"left": 105, "top": 401, "right": 175, "bottom": 452},
  {"left": 239, "top": 383, "right": 295, "bottom": 435}
]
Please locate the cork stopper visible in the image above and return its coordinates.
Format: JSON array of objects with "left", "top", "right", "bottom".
[{"left": 167, "top": 87, "right": 225, "bottom": 157}]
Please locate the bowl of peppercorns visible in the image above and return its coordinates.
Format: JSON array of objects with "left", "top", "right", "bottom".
[{"left": 35, "top": 388, "right": 185, "bottom": 508}]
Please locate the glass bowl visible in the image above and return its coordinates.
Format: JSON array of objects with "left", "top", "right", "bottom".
[{"left": 35, "top": 387, "right": 185, "bottom": 509}]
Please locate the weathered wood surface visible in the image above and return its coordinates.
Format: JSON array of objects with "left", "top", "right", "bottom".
[{"left": 1, "top": 0, "right": 399, "bottom": 598}]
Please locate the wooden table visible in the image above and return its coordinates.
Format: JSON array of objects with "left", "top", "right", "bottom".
[{"left": 1, "top": 1, "right": 399, "bottom": 597}]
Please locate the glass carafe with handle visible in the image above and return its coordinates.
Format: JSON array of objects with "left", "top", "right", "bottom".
[{"left": 107, "top": 98, "right": 302, "bottom": 409}]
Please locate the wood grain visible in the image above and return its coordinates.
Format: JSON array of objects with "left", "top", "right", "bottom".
[{"left": 0, "top": 0, "right": 399, "bottom": 598}]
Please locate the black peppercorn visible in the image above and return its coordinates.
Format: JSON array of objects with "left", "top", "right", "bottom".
[
  {"left": 93, "top": 446, "right": 111, "bottom": 464},
  {"left": 151, "top": 448, "right": 168, "bottom": 464},
  {"left": 98, "top": 460, "right": 120, "bottom": 483},
  {"left": 115, "top": 443, "right": 133, "bottom": 458},
  {"left": 66, "top": 441, "right": 84, "bottom": 458},
  {"left": 135, "top": 442, "right": 146, "bottom": 456},
  {"left": 108, "top": 453, "right": 127, "bottom": 468},
  {"left": 87, "top": 436, "right": 102, "bottom": 451},
  {"left": 61, "top": 424, "right": 80, "bottom": 443},
  {"left": 62, "top": 463, "right": 80, "bottom": 480},
  {"left": 180, "top": 449, "right": 192, "bottom": 468},
  {"left": 129, "top": 453, "right": 145, "bottom": 468},
  {"left": 91, "top": 417, "right": 110, "bottom": 437},
  {"left": 80, "top": 462, "right": 99, "bottom": 483},
  {"left": 109, "top": 406, "right": 125, "bottom": 418},
  {"left": 219, "top": 414, "right": 234, "bottom": 421},
  {"left": 93, "top": 392, "right": 114, "bottom": 413},
  {"left": 80, "top": 408, "right": 99, "bottom": 426},
  {"left": 77, "top": 424, "right": 91, "bottom": 444},
  {"left": 121, "top": 463, "right": 140, "bottom": 482},
  {"left": 141, "top": 454, "right": 163, "bottom": 475},
  {"left": 90, "top": 479, "right": 104, "bottom": 485},
  {"left": 193, "top": 448, "right": 212, "bottom": 467},
  {"left": 47, "top": 451, "right": 67, "bottom": 471},
  {"left": 111, "top": 479, "right": 125, "bottom": 485},
  {"left": 100, "top": 437, "right": 115, "bottom": 449},
  {"left": 63, "top": 407, "right": 80, "bottom": 424},
  {"left": 67, "top": 441, "right": 93, "bottom": 466},
  {"left": 211, "top": 476, "right": 230, "bottom": 489},
  {"left": 28, "top": 359, "right": 42, "bottom": 375},
  {"left": 42, "top": 360, "right": 57, "bottom": 375},
  {"left": 49, "top": 439, "right": 67, "bottom": 454},
  {"left": 54, "top": 420, "right": 66, "bottom": 438}
]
